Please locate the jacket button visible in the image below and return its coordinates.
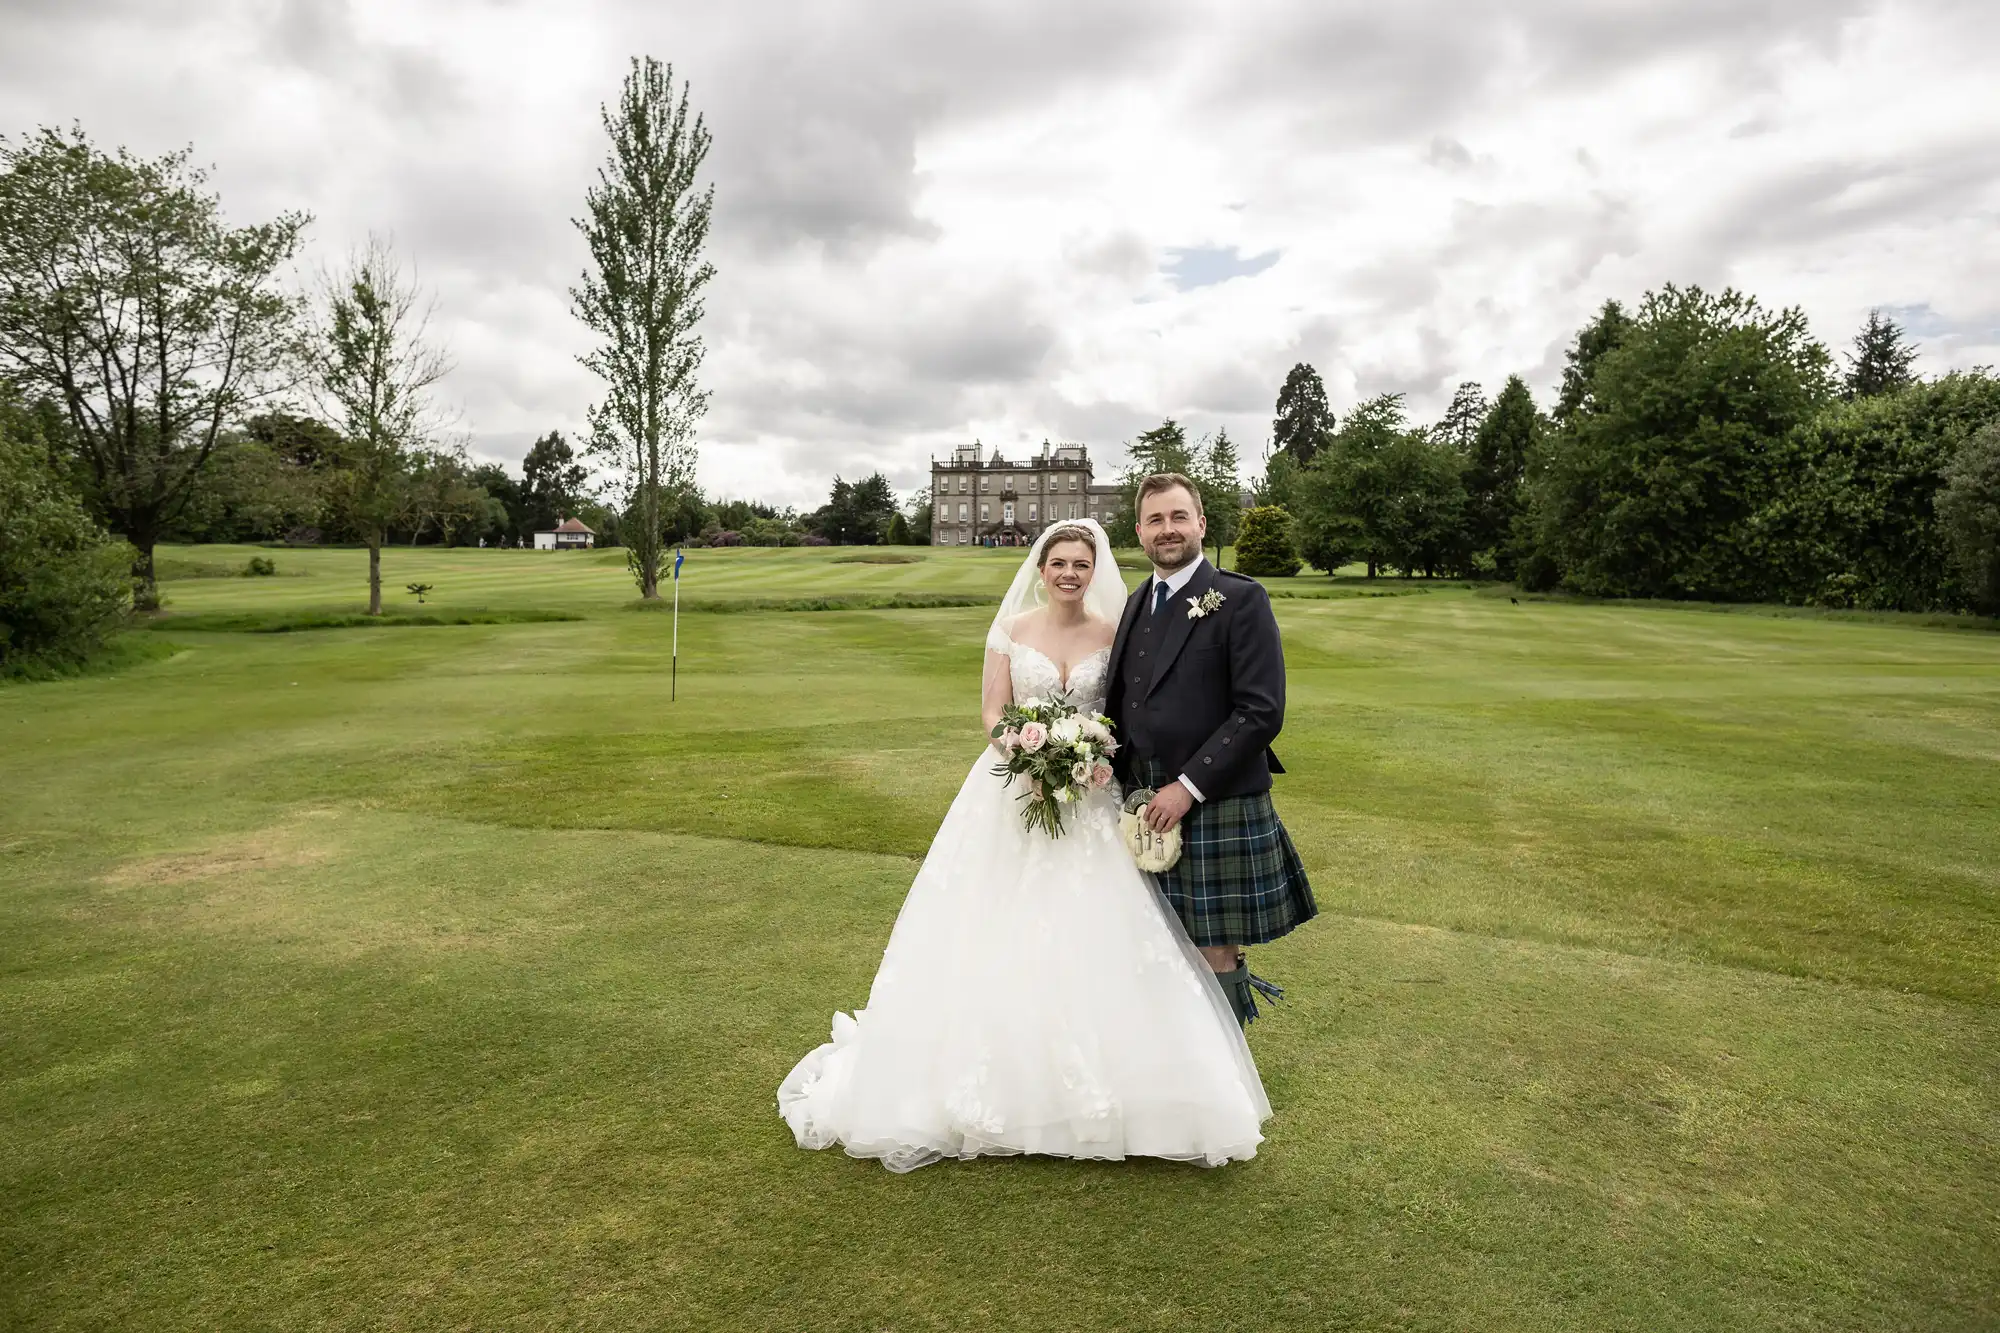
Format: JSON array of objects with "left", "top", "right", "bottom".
[
  {"left": 1222, "top": 737, "right": 1231, "bottom": 745},
  {"left": 1129, "top": 702, "right": 1138, "bottom": 710},
  {"left": 1203, "top": 756, "right": 1213, "bottom": 764},
  {"left": 1131, "top": 675, "right": 1142, "bottom": 683},
  {"left": 1138, "top": 650, "right": 1146, "bottom": 657}
]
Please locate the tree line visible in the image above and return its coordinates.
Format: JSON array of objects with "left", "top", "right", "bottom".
[{"left": 1239, "top": 290, "right": 2000, "bottom": 615}]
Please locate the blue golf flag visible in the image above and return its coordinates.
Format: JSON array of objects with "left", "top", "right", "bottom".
[{"left": 673, "top": 548, "right": 685, "bottom": 580}]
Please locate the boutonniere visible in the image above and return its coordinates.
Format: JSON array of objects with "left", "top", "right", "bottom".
[{"left": 1186, "top": 588, "right": 1226, "bottom": 620}]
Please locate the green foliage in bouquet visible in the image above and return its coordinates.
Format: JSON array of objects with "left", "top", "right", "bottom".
[{"left": 988, "top": 695, "right": 1119, "bottom": 837}]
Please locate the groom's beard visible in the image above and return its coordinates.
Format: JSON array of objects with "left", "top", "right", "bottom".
[{"left": 1143, "top": 533, "right": 1199, "bottom": 572}]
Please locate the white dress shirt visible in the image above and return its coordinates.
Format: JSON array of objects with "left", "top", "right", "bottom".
[{"left": 1148, "top": 556, "right": 1209, "bottom": 802}]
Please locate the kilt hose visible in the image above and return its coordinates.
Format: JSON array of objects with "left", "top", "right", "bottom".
[{"left": 1130, "top": 756, "right": 1317, "bottom": 949}]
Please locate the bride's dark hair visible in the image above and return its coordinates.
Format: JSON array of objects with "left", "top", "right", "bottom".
[{"left": 1036, "top": 524, "right": 1097, "bottom": 566}]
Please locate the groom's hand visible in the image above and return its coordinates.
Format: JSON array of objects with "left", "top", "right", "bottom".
[{"left": 1144, "top": 781, "right": 1195, "bottom": 834}]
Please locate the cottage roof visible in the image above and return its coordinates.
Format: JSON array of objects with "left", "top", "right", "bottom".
[{"left": 554, "top": 517, "right": 595, "bottom": 533}]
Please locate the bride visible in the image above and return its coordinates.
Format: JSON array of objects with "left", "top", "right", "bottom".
[{"left": 778, "top": 519, "right": 1270, "bottom": 1172}]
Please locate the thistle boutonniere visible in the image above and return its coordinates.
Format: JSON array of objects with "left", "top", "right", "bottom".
[{"left": 1186, "top": 588, "right": 1226, "bottom": 620}]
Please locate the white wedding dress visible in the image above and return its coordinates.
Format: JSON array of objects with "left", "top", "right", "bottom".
[{"left": 778, "top": 542, "right": 1271, "bottom": 1171}]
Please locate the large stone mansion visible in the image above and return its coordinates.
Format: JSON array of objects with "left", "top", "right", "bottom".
[{"left": 930, "top": 441, "right": 1124, "bottom": 547}]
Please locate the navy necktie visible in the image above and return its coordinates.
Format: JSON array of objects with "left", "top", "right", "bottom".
[{"left": 1153, "top": 580, "right": 1171, "bottom": 616}]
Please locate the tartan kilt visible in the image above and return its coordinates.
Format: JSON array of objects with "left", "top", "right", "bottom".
[{"left": 1130, "top": 757, "right": 1317, "bottom": 948}]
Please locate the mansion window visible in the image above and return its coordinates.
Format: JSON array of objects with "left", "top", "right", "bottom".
[
  {"left": 958, "top": 476, "right": 968, "bottom": 492},
  {"left": 1069, "top": 475, "right": 1078, "bottom": 490},
  {"left": 981, "top": 477, "right": 991, "bottom": 492},
  {"left": 1028, "top": 477, "right": 1038, "bottom": 491},
  {"left": 957, "top": 503, "right": 968, "bottom": 521},
  {"left": 1029, "top": 503, "right": 1038, "bottom": 522},
  {"left": 1003, "top": 502, "right": 1014, "bottom": 523},
  {"left": 981, "top": 504, "right": 991, "bottom": 521}
]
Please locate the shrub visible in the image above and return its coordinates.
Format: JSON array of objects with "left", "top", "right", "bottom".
[
  {"left": 800, "top": 534, "right": 831, "bottom": 547},
  {"left": 244, "top": 555, "right": 277, "bottom": 577},
  {"left": 0, "top": 424, "right": 133, "bottom": 673},
  {"left": 1233, "top": 505, "right": 1302, "bottom": 577},
  {"left": 1939, "top": 420, "right": 2000, "bottom": 614}
]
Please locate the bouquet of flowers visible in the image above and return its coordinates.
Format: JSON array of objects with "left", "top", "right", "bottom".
[{"left": 989, "top": 695, "right": 1119, "bottom": 837}]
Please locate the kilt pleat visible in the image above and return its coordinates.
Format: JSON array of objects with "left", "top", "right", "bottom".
[{"left": 1131, "top": 758, "right": 1317, "bottom": 947}]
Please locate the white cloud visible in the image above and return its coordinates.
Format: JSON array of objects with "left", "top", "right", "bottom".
[{"left": 1, "top": 0, "right": 1994, "bottom": 510}]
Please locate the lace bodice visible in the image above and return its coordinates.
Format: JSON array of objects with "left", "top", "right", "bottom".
[{"left": 1005, "top": 642, "right": 1111, "bottom": 712}]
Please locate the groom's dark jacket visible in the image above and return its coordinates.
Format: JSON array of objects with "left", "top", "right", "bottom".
[{"left": 1106, "top": 559, "right": 1286, "bottom": 802}]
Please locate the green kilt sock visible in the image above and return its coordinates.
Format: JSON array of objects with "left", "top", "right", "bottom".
[{"left": 1213, "top": 960, "right": 1284, "bottom": 1026}]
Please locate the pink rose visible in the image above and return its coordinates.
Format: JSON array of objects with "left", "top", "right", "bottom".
[
  {"left": 1000, "top": 728, "right": 1021, "bottom": 753},
  {"left": 1102, "top": 737, "right": 1119, "bottom": 756},
  {"left": 1090, "top": 762, "right": 1114, "bottom": 789},
  {"left": 1019, "top": 722, "right": 1048, "bottom": 752}
]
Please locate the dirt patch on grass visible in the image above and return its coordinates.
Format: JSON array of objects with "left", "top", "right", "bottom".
[
  {"left": 102, "top": 829, "right": 333, "bottom": 888},
  {"left": 94, "top": 815, "right": 549, "bottom": 960}
]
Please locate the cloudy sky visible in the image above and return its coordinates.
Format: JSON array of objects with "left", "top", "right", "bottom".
[{"left": 5, "top": 0, "right": 1996, "bottom": 508}]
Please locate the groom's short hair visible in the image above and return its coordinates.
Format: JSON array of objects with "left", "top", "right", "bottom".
[{"left": 1137, "top": 472, "right": 1204, "bottom": 517}]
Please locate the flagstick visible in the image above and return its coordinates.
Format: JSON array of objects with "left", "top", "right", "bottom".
[{"left": 671, "top": 556, "right": 681, "bottom": 703}]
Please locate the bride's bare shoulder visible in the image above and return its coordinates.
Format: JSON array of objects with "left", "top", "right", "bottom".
[{"left": 1006, "top": 608, "right": 1048, "bottom": 636}]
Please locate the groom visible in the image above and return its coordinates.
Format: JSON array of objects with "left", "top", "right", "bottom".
[{"left": 1106, "top": 473, "right": 1317, "bottom": 1025}]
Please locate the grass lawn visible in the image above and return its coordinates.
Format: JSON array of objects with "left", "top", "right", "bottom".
[{"left": 3, "top": 544, "right": 1996, "bottom": 1330}]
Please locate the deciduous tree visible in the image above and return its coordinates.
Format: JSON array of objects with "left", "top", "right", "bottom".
[
  {"left": 1527, "top": 284, "right": 1833, "bottom": 600},
  {"left": 0, "top": 126, "right": 308, "bottom": 607},
  {"left": 311, "top": 238, "right": 453, "bottom": 614},
  {"left": 1940, "top": 419, "right": 2000, "bottom": 614}
]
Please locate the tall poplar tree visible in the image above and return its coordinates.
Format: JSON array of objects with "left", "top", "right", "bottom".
[{"left": 572, "top": 57, "right": 716, "bottom": 600}]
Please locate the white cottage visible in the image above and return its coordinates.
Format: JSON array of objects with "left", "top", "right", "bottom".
[{"left": 533, "top": 517, "right": 596, "bottom": 550}]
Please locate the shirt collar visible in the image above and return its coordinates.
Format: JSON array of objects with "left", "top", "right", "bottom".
[{"left": 1152, "top": 554, "right": 1207, "bottom": 601}]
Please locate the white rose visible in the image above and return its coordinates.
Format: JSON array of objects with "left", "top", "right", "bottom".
[
  {"left": 1051, "top": 718, "right": 1082, "bottom": 746},
  {"left": 1080, "top": 718, "right": 1110, "bottom": 744},
  {"left": 1071, "top": 760, "right": 1090, "bottom": 782}
]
